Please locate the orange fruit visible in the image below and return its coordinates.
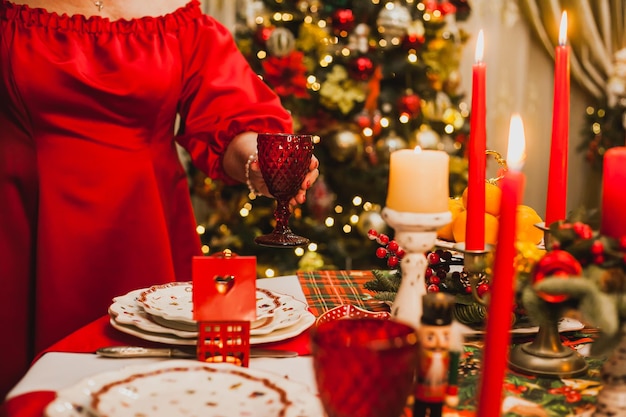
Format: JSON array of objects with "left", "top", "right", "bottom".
[
  {"left": 451, "top": 210, "right": 499, "bottom": 245},
  {"left": 461, "top": 181, "right": 502, "bottom": 217},
  {"left": 437, "top": 198, "right": 464, "bottom": 241},
  {"left": 515, "top": 205, "right": 544, "bottom": 244}
]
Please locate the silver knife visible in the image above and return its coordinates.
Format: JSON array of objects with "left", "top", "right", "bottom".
[{"left": 96, "top": 346, "right": 298, "bottom": 359}]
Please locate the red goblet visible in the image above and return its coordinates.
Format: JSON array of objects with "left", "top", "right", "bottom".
[
  {"left": 311, "top": 318, "right": 419, "bottom": 417},
  {"left": 254, "top": 133, "right": 314, "bottom": 247}
]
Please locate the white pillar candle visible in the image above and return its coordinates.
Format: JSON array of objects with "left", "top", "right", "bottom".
[{"left": 386, "top": 148, "right": 449, "bottom": 213}]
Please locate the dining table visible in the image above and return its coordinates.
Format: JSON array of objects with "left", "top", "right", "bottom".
[{"left": 0, "top": 270, "right": 606, "bottom": 417}]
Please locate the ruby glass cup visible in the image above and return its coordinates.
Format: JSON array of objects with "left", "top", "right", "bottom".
[
  {"left": 254, "top": 133, "right": 314, "bottom": 247},
  {"left": 311, "top": 318, "right": 419, "bottom": 417}
]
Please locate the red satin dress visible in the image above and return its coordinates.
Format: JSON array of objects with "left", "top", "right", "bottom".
[{"left": 0, "top": 0, "right": 291, "bottom": 397}]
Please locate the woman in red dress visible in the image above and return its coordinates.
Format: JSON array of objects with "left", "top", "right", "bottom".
[{"left": 0, "top": 0, "right": 319, "bottom": 398}]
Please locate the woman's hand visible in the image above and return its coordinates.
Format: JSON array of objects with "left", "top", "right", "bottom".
[
  {"left": 223, "top": 132, "right": 320, "bottom": 206},
  {"left": 291, "top": 156, "right": 319, "bottom": 206}
]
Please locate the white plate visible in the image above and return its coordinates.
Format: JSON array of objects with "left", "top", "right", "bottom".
[
  {"left": 111, "top": 287, "right": 308, "bottom": 337},
  {"left": 45, "top": 360, "right": 324, "bottom": 417},
  {"left": 138, "top": 283, "right": 288, "bottom": 324},
  {"left": 109, "top": 310, "right": 316, "bottom": 346}
]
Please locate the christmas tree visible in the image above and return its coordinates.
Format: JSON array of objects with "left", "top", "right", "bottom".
[{"left": 192, "top": 0, "right": 473, "bottom": 276}]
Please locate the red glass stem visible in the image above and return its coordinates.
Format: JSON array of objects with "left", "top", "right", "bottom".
[{"left": 273, "top": 199, "right": 292, "bottom": 234}]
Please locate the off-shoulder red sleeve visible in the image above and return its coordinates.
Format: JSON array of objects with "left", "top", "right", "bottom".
[{"left": 175, "top": 15, "right": 292, "bottom": 184}]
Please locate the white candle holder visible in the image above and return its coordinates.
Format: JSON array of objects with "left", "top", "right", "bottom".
[{"left": 382, "top": 207, "right": 452, "bottom": 329}]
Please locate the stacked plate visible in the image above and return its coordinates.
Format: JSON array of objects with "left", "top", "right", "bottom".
[
  {"left": 45, "top": 360, "right": 325, "bottom": 417},
  {"left": 108, "top": 282, "right": 315, "bottom": 345}
]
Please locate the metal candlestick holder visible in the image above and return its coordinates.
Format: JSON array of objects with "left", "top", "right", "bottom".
[
  {"left": 453, "top": 243, "right": 492, "bottom": 306},
  {"left": 382, "top": 207, "right": 451, "bottom": 329},
  {"left": 508, "top": 303, "right": 588, "bottom": 378},
  {"left": 535, "top": 221, "right": 551, "bottom": 249}
]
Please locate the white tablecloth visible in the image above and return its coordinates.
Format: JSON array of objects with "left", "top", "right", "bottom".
[{"left": 7, "top": 275, "right": 318, "bottom": 399}]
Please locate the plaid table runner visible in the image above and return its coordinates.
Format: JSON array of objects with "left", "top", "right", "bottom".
[
  {"left": 296, "top": 270, "right": 386, "bottom": 317},
  {"left": 297, "top": 270, "right": 602, "bottom": 416}
]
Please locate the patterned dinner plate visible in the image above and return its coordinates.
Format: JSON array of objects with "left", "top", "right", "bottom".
[
  {"left": 137, "top": 282, "right": 290, "bottom": 324},
  {"left": 110, "top": 286, "right": 308, "bottom": 337},
  {"left": 45, "top": 360, "right": 324, "bottom": 417},
  {"left": 109, "top": 310, "right": 316, "bottom": 346}
]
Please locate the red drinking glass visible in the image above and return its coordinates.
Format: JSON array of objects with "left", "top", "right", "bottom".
[
  {"left": 311, "top": 318, "right": 419, "bottom": 417},
  {"left": 254, "top": 133, "right": 314, "bottom": 247}
]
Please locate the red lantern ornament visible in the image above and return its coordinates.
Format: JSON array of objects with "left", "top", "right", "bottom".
[
  {"left": 348, "top": 56, "right": 375, "bottom": 81},
  {"left": 532, "top": 250, "right": 583, "bottom": 303},
  {"left": 398, "top": 90, "right": 421, "bottom": 118},
  {"left": 332, "top": 9, "right": 356, "bottom": 36}
]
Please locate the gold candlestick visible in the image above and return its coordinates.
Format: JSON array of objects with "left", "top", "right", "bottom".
[
  {"left": 454, "top": 243, "right": 492, "bottom": 306},
  {"left": 508, "top": 301, "right": 588, "bottom": 378}
]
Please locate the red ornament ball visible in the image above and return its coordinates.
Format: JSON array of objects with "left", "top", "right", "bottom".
[
  {"left": 332, "top": 9, "right": 356, "bottom": 36},
  {"left": 398, "top": 92, "right": 421, "bottom": 118},
  {"left": 532, "top": 250, "right": 583, "bottom": 303},
  {"left": 348, "top": 56, "right": 375, "bottom": 81}
]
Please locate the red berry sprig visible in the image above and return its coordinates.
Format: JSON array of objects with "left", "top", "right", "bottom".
[
  {"left": 369, "top": 230, "right": 487, "bottom": 296},
  {"left": 369, "top": 229, "right": 405, "bottom": 269}
]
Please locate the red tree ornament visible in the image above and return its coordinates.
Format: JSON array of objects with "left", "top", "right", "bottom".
[
  {"left": 532, "top": 250, "right": 583, "bottom": 303},
  {"left": 332, "top": 9, "right": 356, "bottom": 36},
  {"left": 348, "top": 56, "right": 375, "bottom": 81},
  {"left": 398, "top": 90, "right": 421, "bottom": 118}
]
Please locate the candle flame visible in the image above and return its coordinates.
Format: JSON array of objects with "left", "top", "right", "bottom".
[
  {"left": 558, "top": 12, "right": 568, "bottom": 46},
  {"left": 507, "top": 114, "right": 526, "bottom": 171},
  {"left": 475, "top": 30, "right": 484, "bottom": 63},
  {"left": 413, "top": 146, "right": 422, "bottom": 153}
]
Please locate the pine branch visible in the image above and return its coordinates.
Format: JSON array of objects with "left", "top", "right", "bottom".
[{"left": 364, "top": 269, "right": 401, "bottom": 293}]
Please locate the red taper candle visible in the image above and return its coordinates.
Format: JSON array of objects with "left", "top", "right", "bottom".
[
  {"left": 477, "top": 115, "right": 526, "bottom": 417},
  {"left": 466, "top": 29, "right": 487, "bottom": 250},
  {"left": 545, "top": 12, "right": 569, "bottom": 227},
  {"left": 601, "top": 147, "right": 626, "bottom": 239}
]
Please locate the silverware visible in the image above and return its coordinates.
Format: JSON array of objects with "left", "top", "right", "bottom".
[{"left": 96, "top": 346, "right": 298, "bottom": 359}]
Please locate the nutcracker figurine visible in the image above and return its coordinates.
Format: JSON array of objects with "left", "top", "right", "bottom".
[{"left": 413, "top": 292, "right": 455, "bottom": 417}]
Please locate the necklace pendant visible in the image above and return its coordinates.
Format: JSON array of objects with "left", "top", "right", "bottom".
[{"left": 94, "top": 0, "right": 103, "bottom": 11}]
